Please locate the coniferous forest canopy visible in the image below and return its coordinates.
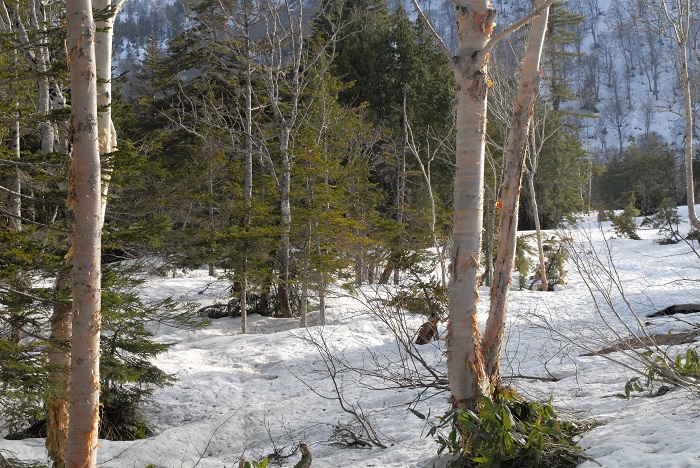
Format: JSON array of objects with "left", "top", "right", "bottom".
[{"left": 1, "top": 0, "right": 700, "bottom": 465}]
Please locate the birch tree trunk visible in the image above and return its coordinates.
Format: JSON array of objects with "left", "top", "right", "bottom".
[
  {"left": 637, "top": 0, "right": 698, "bottom": 228},
  {"left": 94, "top": 0, "right": 124, "bottom": 222},
  {"left": 447, "top": 0, "right": 496, "bottom": 410},
  {"left": 482, "top": 0, "right": 550, "bottom": 383},
  {"left": 680, "top": 34, "right": 698, "bottom": 229},
  {"left": 28, "top": 0, "right": 54, "bottom": 154},
  {"left": 65, "top": 1, "right": 102, "bottom": 465},
  {"left": 241, "top": 11, "right": 253, "bottom": 333},
  {"left": 7, "top": 121, "right": 21, "bottom": 231},
  {"left": 411, "top": 0, "right": 555, "bottom": 410},
  {"left": 262, "top": 0, "right": 305, "bottom": 318},
  {"left": 526, "top": 165, "right": 548, "bottom": 291},
  {"left": 1, "top": 1, "right": 22, "bottom": 232},
  {"left": 46, "top": 272, "right": 71, "bottom": 468}
]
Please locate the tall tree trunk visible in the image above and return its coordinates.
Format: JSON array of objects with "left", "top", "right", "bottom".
[
  {"left": 278, "top": 126, "right": 292, "bottom": 317},
  {"left": 680, "top": 35, "right": 699, "bottom": 229},
  {"left": 46, "top": 271, "right": 71, "bottom": 468},
  {"left": 447, "top": 1, "right": 496, "bottom": 410},
  {"left": 241, "top": 7, "right": 253, "bottom": 333},
  {"left": 482, "top": 0, "right": 550, "bottom": 383},
  {"left": 28, "top": 0, "right": 54, "bottom": 154},
  {"left": 315, "top": 232, "right": 326, "bottom": 326},
  {"left": 94, "top": 0, "right": 122, "bottom": 222},
  {"left": 300, "top": 230, "right": 310, "bottom": 328},
  {"left": 526, "top": 166, "right": 548, "bottom": 291},
  {"left": 7, "top": 121, "right": 21, "bottom": 231},
  {"left": 35, "top": 2, "right": 71, "bottom": 461},
  {"left": 65, "top": 1, "right": 102, "bottom": 466},
  {"left": 392, "top": 88, "right": 409, "bottom": 286},
  {"left": 241, "top": 273, "right": 248, "bottom": 334}
]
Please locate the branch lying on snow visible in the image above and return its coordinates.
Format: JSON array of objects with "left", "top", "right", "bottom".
[
  {"left": 290, "top": 330, "right": 388, "bottom": 449},
  {"left": 532, "top": 227, "right": 700, "bottom": 392},
  {"left": 191, "top": 412, "right": 238, "bottom": 468}
]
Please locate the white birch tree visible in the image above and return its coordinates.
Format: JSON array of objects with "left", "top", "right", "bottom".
[
  {"left": 65, "top": 0, "right": 102, "bottom": 465},
  {"left": 635, "top": 0, "right": 699, "bottom": 229},
  {"left": 414, "top": 0, "right": 555, "bottom": 409},
  {"left": 483, "top": 0, "right": 550, "bottom": 383}
]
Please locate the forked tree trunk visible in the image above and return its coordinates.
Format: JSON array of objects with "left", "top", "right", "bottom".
[
  {"left": 438, "top": 0, "right": 555, "bottom": 410},
  {"left": 482, "top": 0, "right": 550, "bottom": 384},
  {"left": 65, "top": 1, "right": 102, "bottom": 466}
]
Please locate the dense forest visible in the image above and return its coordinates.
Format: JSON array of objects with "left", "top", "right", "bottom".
[{"left": 1, "top": 0, "right": 699, "bottom": 466}]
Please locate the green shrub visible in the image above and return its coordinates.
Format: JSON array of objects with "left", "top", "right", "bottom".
[
  {"left": 531, "top": 236, "right": 568, "bottom": 290},
  {"left": 649, "top": 199, "right": 681, "bottom": 244},
  {"left": 240, "top": 458, "right": 268, "bottom": 468},
  {"left": 414, "top": 389, "right": 585, "bottom": 467},
  {"left": 606, "top": 201, "right": 641, "bottom": 240},
  {"left": 617, "top": 347, "right": 700, "bottom": 399},
  {"left": 515, "top": 235, "right": 535, "bottom": 290}
]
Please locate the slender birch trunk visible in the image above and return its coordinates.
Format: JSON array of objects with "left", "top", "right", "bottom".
[
  {"left": 680, "top": 35, "right": 698, "bottom": 229},
  {"left": 278, "top": 126, "right": 292, "bottom": 317},
  {"left": 7, "top": 121, "right": 21, "bottom": 231},
  {"left": 526, "top": 165, "right": 548, "bottom": 291},
  {"left": 264, "top": 0, "right": 304, "bottom": 318},
  {"left": 27, "top": 0, "right": 54, "bottom": 153},
  {"left": 315, "top": 232, "right": 326, "bottom": 325},
  {"left": 65, "top": 1, "right": 102, "bottom": 465},
  {"left": 482, "top": 0, "right": 550, "bottom": 383},
  {"left": 94, "top": 0, "right": 124, "bottom": 222},
  {"left": 241, "top": 24, "right": 254, "bottom": 332}
]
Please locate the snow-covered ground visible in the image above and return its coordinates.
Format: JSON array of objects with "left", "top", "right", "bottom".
[{"left": 3, "top": 209, "right": 700, "bottom": 467}]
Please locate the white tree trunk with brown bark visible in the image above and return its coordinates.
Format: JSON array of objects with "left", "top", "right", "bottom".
[
  {"left": 413, "top": 0, "right": 555, "bottom": 410},
  {"left": 94, "top": 0, "right": 125, "bottom": 222},
  {"left": 482, "top": 0, "right": 550, "bottom": 383},
  {"left": 446, "top": 0, "right": 495, "bottom": 410},
  {"left": 65, "top": 1, "right": 102, "bottom": 465}
]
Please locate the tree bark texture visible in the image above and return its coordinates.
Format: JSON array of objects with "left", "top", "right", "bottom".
[
  {"left": 46, "top": 272, "right": 72, "bottom": 468},
  {"left": 94, "top": 0, "right": 121, "bottom": 222},
  {"left": 447, "top": 0, "right": 495, "bottom": 410},
  {"left": 482, "top": 0, "right": 550, "bottom": 383},
  {"left": 527, "top": 167, "right": 548, "bottom": 291},
  {"left": 65, "top": 1, "right": 102, "bottom": 466},
  {"left": 681, "top": 35, "right": 699, "bottom": 229}
]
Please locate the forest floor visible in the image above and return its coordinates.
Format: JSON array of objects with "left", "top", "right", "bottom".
[{"left": 3, "top": 209, "right": 700, "bottom": 467}]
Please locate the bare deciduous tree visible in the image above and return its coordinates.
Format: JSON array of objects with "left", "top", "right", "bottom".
[
  {"left": 634, "top": 0, "right": 699, "bottom": 229},
  {"left": 483, "top": 0, "right": 551, "bottom": 384},
  {"left": 414, "top": 0, "right": 555, "bottom": 410}
]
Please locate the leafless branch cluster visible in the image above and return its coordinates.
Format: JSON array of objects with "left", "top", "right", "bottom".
[{"left": 556, "top": 227, "right": 700, "bottom": 392}]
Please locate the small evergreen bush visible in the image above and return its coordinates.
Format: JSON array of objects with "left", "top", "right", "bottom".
[
  {"left": 531, "top": 236, "right": 568, "bottom": 290},
  {"left": 649, "top": 199, "right": 681, "bottom": 244},
  {"left": 515, "top": 235, "right": 535, "bottom": 290},
  {"left": 606, "top": 195, "right": 641, "bottom": 240}
]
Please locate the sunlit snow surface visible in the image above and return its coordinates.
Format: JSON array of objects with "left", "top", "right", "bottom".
[{"left": 3, "top": 209, "right": 700, "bottom": 467}]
